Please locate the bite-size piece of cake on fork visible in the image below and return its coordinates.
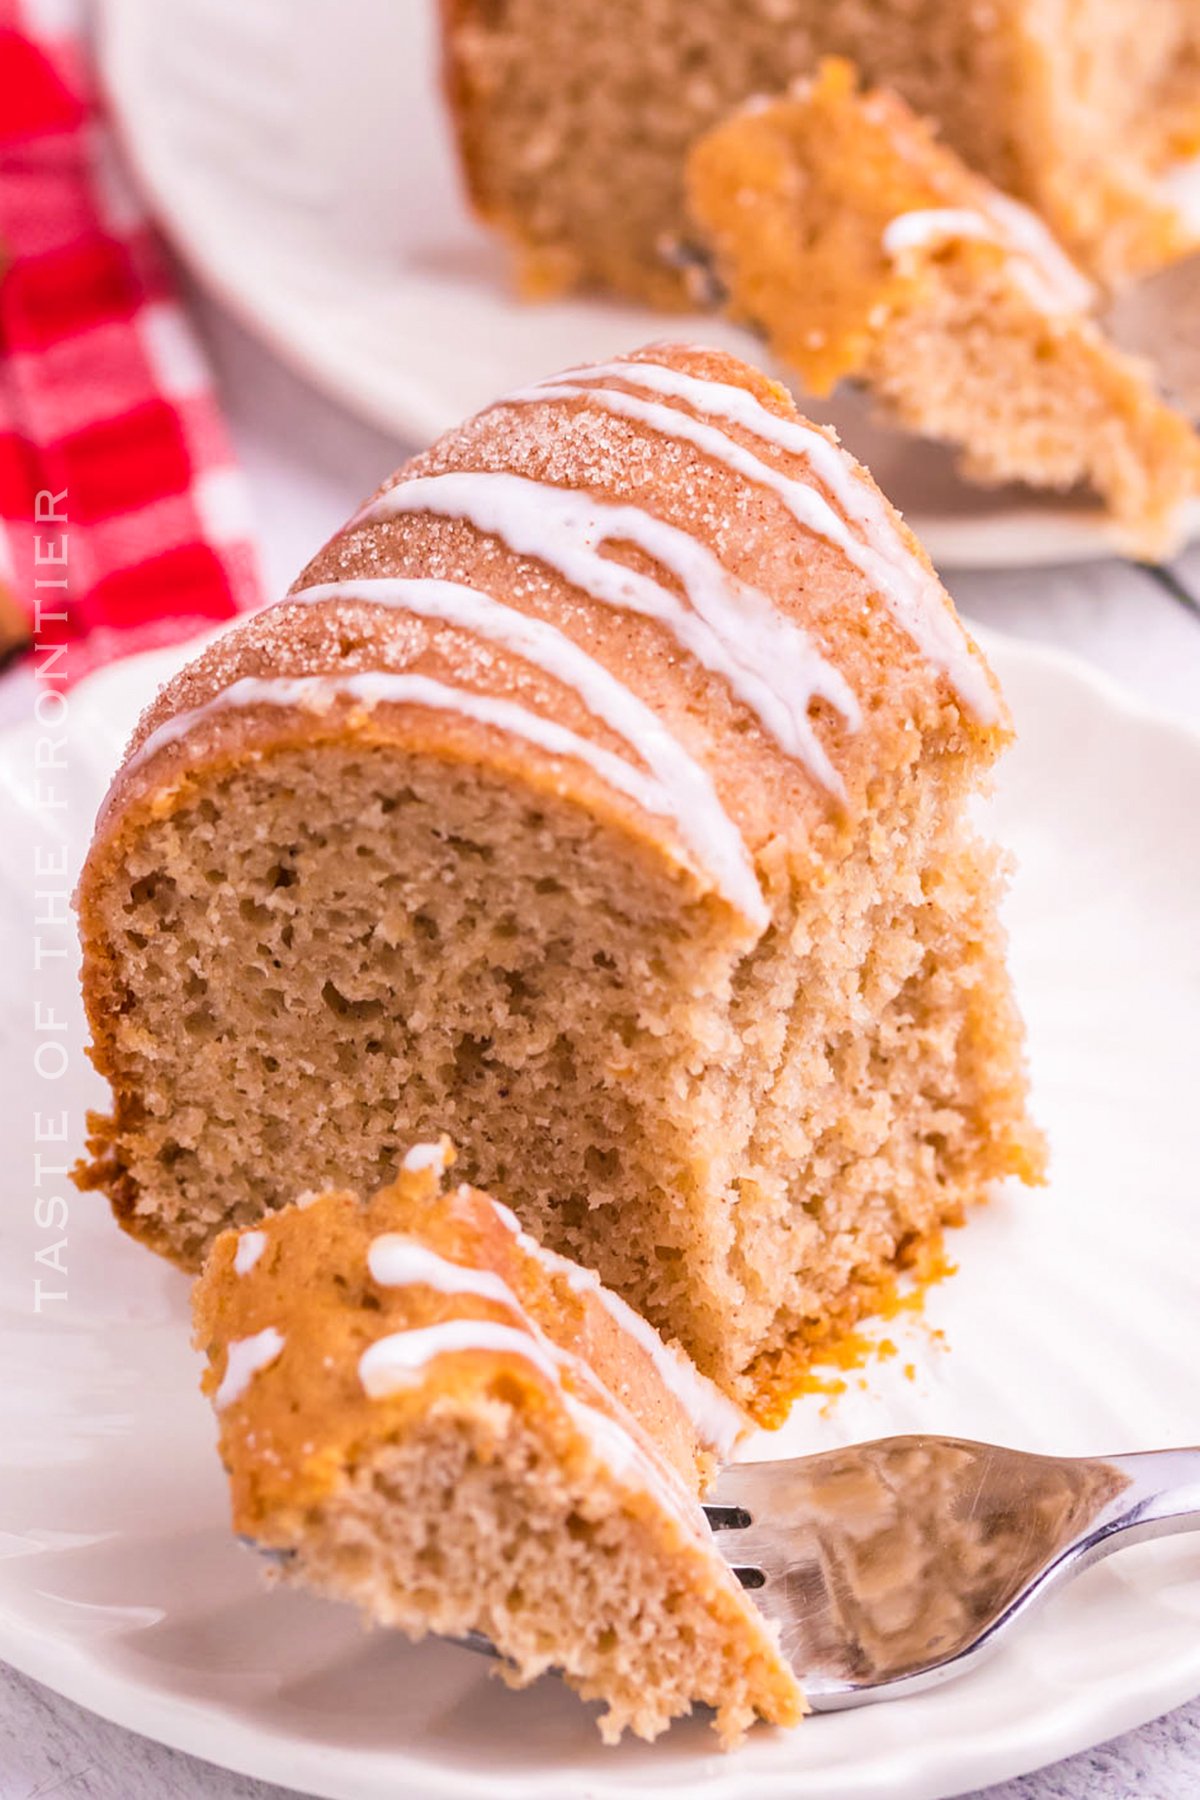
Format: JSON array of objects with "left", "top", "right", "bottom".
[
  {"left": 687, "top": 60, "right": 1200, "bottom": 555},
  {"left": 192, "top": 1145, "right": 804, "bottom": 1746}
]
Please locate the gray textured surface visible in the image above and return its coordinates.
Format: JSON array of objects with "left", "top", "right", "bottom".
[
  {"left": 2, "top": 1660, "right": 1199, "bottom": 1799},
  {"left": 3, "top": 299, "right": 1197, "bottom": 1798}
]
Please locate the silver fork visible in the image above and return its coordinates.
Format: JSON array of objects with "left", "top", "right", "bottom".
[
  {"left": 703, "top": 1434, "right": 1200, "bottom": 1708},
  {"left": 1103, "top": 254, "right": 1200, "bottom": 422},
  {"left": 251, "top": 1433, "right": 1200, "bottom": 1705}
]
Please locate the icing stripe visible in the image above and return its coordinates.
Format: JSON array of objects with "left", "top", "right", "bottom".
[
  {"left": 487, "top": 1199, "right": 748, "bottom": 1459},
  {"left": 356, "top": 1316, "right": 708, "bottom": 1535},
  {"left": 354, "top": 471, "right": 860, "bottom": 790},
  {"left": 215, "top": 1326, "right": 284, "bottom": 1410},
  {"left": 119, "top": 669, "right": 765, "bottom": 923},
  {"left": 535, "top": 357, "right": 998, "bottom": 723},
  {"left": 214, "top": 1219, "right": 714, "bottom": 1535},
  {"left": 881, "top": 208, "right": 995, "bottom": 256},
  {"left": 372, "top": 1211, "right": 746, "bottom": 1458},
  {"left": 233, "top": 1230, "right": 267, "bottom": 1275},
  {"left": 287, "top": 577, "right": 765, "bottom": 926},
  {"left": 401, "top": 1140, "right": 452, "bottom": 1174},
  {"left": 972, "top": 191, "right": 1096, "bottom": 314},
  {"left": 509, "top": 379, "right": 907, "bottom": 596},
  {"left": 883, "top": 201, "right": 1094, "bottom": 315},
  {"left": 359, "top": 1318, "right": 562, "bottom": 1394},
  {"left": 368, "top": 1234, "right": 518, "bottom": 1308}
]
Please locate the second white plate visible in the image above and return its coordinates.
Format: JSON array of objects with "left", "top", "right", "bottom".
[{"left": 97, "top": 0, "right": 1200, "bottom": 570}]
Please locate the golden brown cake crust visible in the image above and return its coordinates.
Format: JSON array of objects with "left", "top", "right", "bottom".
[{"left": 85, "top": 341, "right": 1003, "bottom": 890}]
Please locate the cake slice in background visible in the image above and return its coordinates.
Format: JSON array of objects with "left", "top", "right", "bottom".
[
  {"left": 439, "top": 0, "right": 1200, "bottom": 301},
  {"left": 687, "top": 62, "right": 1200, "bottom": 557},
  {"left": 77, "top": 342, "right": 1044, "bottom": 1420},
  {"left": 192, "top": 1148, "right": 803, "bottom": 1746}
]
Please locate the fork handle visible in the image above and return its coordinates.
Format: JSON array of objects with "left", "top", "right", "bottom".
[{"left": 1079, "top": 1447, "right": 1200, "bottom": 1563}]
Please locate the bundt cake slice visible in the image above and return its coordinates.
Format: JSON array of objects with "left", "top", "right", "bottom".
[
  {"left": 441, "top": 0, "right": 1200, "bottom": 301},
  {"left": 77, "top": 342, "right": 1044, "bottom": 1418},
  {"left": 686, "top": 61, "right": 1200, "bottom": 556},
  {"left": 192, "top": 1147, "right": 802, "bottom": 1746}
]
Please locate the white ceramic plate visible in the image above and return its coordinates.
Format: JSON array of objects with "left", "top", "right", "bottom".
[
  {"left": 96, "top": 0, "right": 1200, "bottom": 572},
  {"left": 1, "top": 624, "right": 1199, "bottom": 1800}
]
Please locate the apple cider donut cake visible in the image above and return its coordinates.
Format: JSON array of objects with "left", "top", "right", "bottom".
[
  {"left": 686, "top": 61, "right": 1200, "bottom": 557},
  {"left": 193, "top": 1148, "right": 803, "bottom": 1745},
  {"left": 77, "top": 342, "right": 1044, "bottom": 1417},
  {"left": 440, "top": 0, "right": 1200, "bottom": 297}
]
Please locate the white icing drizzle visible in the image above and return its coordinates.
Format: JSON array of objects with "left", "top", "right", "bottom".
[
  {"left": 488, "top": 1199, "right": 747, "bottom": 1459},
  {"left": 120, "top": 669, "right": 761, "bottom": 914},
  {"left": 564, "top": 1264, "right": 746, "bottom": 1461},
  {"left": 215, "top": 1326, "right": 285, "bottom": 1410},
  {"left": 882, "top": 199, "right": 1095, "bottom": 316},
  {"left": 359, "top": 1318, "right": 561, "bottom": 1395},
  {"left": 354, "top": 471, "right": 859, "bottom": 790},
  {"left": 233, "top": 1230, "right": 267, "bottom": 1275},
  {"left": 287, "top": 576, "right": 765, "bottom": 926},
  {"left": 528, "top": 357, "right": 998, "bottom": 724},
  {"left": 882, "top": 208, "right": 995, "bottom": 257},
  {"left": 401, "top": 1140, "right": 451, "bottom": 1175},
  {"left": 356, "top": 1316, "right": 708, "bottom": 1535},
  {"left": 363, "top": 1222, "right": 729, "bottom": 1524},
  {"left": 366, "top": 1225, "right": 743, "bottom": 1461},
  {"left": 367, "top": 1234, "right": 517, "bottom": 1307},
  {"left": 980, "top": 191, "right": 1096, "bottom": 313}
]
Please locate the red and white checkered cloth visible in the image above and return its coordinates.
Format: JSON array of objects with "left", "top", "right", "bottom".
[{"left": 0, "top": 0, "right": 262, "bottom": 683}]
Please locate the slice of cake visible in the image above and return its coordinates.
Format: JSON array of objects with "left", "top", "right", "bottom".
[
  {"left": 192, "top": 1147, "right": 803, "bottom": 1745},
  {"left": 76, "top": 342, "right": 1044, "bottom": 1419},
  {"left": 440, "top": 0, "right": 1200, "bottom": 301},
  {"left": 686, "top": 62, "right": 1200, "bottom": 556}
]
